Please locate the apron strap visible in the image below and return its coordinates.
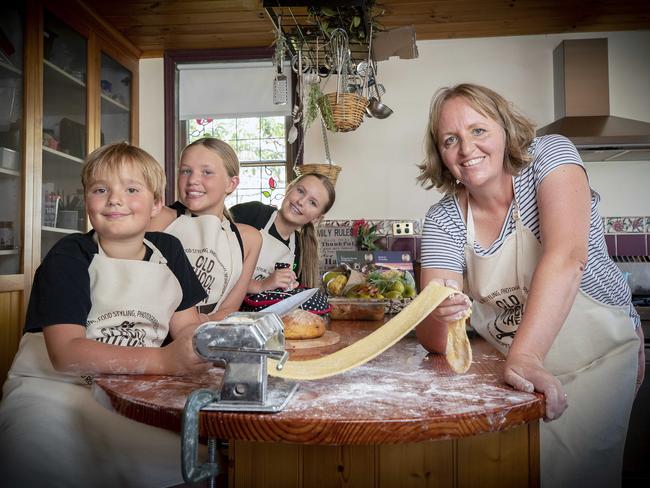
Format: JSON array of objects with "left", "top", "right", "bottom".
[
  {"left": 511, "top": 179, "right": 528, "bottom": 298},
  {"left": 465, "top": 178, "right": 527, "bottom": 295},
  {"left": 465, "top": 194, "right": 476, "bottom": 249},
  {"left": 263, "top": 210, "right": 296, "bottom": 255},
  {"left": 93, "top": 233, "right": 167, "bottom": 265}
]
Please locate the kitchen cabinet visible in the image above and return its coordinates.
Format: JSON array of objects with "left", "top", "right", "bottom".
[{"left": 0, "top": 0, "right": 140, "bottom": 385}]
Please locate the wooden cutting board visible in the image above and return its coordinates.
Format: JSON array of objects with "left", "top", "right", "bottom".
[{"left": 286, "top": 330, "right": 341, "bottom": 350}]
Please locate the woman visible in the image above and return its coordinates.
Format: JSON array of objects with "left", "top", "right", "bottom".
[
  {"left": 230, "top": 173, "right": 336, "bottom": 291},
  {"left": 149, "top": 137, "right": 262, "bottom": 321},
  {"left": 416, "top": 83, "right": 643, "bottom": 488}
]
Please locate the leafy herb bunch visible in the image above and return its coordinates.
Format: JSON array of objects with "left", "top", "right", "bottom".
[{"left": 351, "top": 219, "right": 382, "bottom": 251}]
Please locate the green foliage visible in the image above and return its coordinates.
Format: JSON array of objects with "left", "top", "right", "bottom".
[{"left": 307, "top": 3, "right": 378, "bottom": 43}]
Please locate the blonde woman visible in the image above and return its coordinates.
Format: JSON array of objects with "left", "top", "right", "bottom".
[
  {"left": 416, "top": 83, "right": 642, "bottom": 488},
  {"left": 149, "top": 137, "right": 262, "bottom": 321}
]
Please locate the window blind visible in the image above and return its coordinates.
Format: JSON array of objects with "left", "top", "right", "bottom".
[{"left": 178, "top": 61, "right": 292, "bottom": 120}]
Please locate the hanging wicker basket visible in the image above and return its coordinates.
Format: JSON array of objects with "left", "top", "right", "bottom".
[
  {"left": 295, "top": 163, "right": 342, "bottom": 186},
  {"left": 321, "top": 93, "right": 367, "bottom": 132}
]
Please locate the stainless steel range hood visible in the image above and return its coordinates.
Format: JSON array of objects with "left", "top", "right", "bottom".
[{"left": 536, "top": 38, "right": 650, "bottom": 162}]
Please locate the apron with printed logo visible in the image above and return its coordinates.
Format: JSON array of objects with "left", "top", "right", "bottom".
[
  {"left": 85, "top": 237, "right": 181, "bottom": 347},
  {"left": 0, "top": 237, "right": 192, "bottom": 487},
  {"left": 165, "top": 211, "right": 242, "bottom": 313},
  {"left": 463, "top": 184, "right": 638, "bottom": 488},
  {"left": 254, "top": 210, "right": 296, "bottom": 281}
]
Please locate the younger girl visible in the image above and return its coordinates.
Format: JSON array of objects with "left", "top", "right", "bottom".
[
  {"left": 231, "top": 173, "right": 336, "bottom": 292},
  {"left": 149, "top": 138, "right": 261, "bottom": 321}
]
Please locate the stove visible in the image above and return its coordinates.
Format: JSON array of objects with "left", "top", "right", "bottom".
[{"left": 624, "top": 293, "right": 650, "bottom": 484}]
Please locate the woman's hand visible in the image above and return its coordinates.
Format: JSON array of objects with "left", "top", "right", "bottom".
[
  {"left": 428, "top": 278, "right": 471, "bottom": 323},
  {"left": 263, "top": 268, "right": 298, "bottom": 291},
  {"left": 504, "top": 351, "right": 568, "bottom": 421},
  {"left": 415, "top": 274, "right": 470, "bottom": 354}
]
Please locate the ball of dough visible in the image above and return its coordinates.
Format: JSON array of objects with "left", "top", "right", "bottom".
[{"left": 281, "top": 309, "right": 326, "bottom": 340}]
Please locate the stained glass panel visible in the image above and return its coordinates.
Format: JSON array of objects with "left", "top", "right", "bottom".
[{"left": 187, "top": 116, "right": 287, "bottom": 205}]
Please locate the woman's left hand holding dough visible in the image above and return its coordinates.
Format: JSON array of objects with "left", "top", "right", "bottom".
[{"left": 504, "top": 351, "right": 568, "bottom": 422}]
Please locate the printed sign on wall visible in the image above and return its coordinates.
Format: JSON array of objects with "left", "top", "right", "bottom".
[{"left": 317, "top": 223, "right": 356, "bottom": 275}]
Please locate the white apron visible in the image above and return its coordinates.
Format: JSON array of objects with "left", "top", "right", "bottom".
[
  {"left": 253, "top": 210, "right": 296, "bottom": 281},
  {"left": 85, "top": 237, "right": 182, "bottom": 348},
  {"left": 165, "top": 211, "right": 242, "bottom": 313},
  {"left": 0, "top": 238, "right": 192, "bottom": 487},
  {"left": 463, "top": 187, "right": 638, "bottom": 488}
]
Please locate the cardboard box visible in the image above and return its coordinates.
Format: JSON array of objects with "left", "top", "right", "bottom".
[{"left": 373, "top": 26, "right": 419, "bottom": 61}]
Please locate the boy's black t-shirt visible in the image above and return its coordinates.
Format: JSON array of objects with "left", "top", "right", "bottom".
[
  {"left": 24, "top": 230, "right": 207, "bottom": 333},
  {"left": 230, "top": 201, "right": 301, "bottom": 273}
]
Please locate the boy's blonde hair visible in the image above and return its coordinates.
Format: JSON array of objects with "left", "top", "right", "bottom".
[{"left": 82, "top": 142, "right": 166, "bottom": 202}]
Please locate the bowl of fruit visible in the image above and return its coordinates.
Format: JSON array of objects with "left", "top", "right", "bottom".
[{"left": 322, "top": 265, "right": 417, "bottom": 318}]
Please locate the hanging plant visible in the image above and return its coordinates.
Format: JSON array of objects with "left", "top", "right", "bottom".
[
  {"left": 304, "top": 83, "right": 335, "bottom": 132},
  {"left": 316, "top": 91, "right": 336, "bottom": 132}
]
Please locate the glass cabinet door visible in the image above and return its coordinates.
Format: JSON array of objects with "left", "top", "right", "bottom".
[
  {"left": 100, "top": 52, "right": 131, "bottom": 144},
  {"left": 0, "top": 5, "right": 24, "bottom": 275},
  {"left": 41, "top": 12, "right": 87, "bottom": 258}
]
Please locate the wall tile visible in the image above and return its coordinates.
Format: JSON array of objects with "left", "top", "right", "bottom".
[
  {"left": 604, "top": 217, "right": 645, "bottom": 234},
  {"left": 605, "top": 234, "right": 616, "bottom": 256},
  {"left": 414, "top": 236, "right": 422, "bottom": 261},
  {"left": 616, "top": 234, "right": 647, "bottom": 256},
  {"left": 389, "top": 237, "right": 416, "bottom": 257}
]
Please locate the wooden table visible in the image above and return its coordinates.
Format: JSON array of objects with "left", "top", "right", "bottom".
[{"left": 94, "top": 320, "right": 544, "bottom": 488}]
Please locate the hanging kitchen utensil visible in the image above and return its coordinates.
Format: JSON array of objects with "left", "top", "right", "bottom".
[
  {"left": 273, "top": 68, "right": 288, "bottom": 105},
  {"left": 329, "top": 29, "right": 349, "bottom": 103},
  {"left": 364, "top": 29, "right": 394, "bottom": 120},
  {"left": 272, "top": 16, "right": 288, "bottom": 105}
]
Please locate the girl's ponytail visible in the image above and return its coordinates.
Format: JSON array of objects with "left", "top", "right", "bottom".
[{"left": 297, "top": 221, "right": 319, "bottom": 288}]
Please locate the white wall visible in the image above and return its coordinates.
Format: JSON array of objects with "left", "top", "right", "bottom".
[
  {"left": 138, "top": 58, "right": 165, "bottom": 166},
  {"left": 304, "top": 30, "right": 650, "bottom": 219},
  {"left": 139, "top": 31, "right": 650, "bottom": 218}
]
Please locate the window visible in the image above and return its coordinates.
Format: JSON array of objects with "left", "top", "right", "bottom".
[{"left": 186, "top": 116, "right": 288, "bottom": 207}]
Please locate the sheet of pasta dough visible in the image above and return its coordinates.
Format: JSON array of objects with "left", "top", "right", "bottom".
[{"left": 268, "top": 282, "right": 469, "bottom": 380}]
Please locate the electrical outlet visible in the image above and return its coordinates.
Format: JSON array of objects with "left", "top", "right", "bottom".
[{"left": 392, "top": 221, "right": 414, "bottom": 236}]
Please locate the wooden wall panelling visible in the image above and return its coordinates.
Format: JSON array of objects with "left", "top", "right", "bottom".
[
  {"left": 378, "top": 441, "right": 454, "bottom": 487},
  {"left": 301, "top": 445, "right": 339, "bottom": 488},
  {"left": 0, "top": 292, "right": 23, "bottom": 386},
  {"left": 456, "top": 425, "right": 534, "bottom": 487},
  {"left": 229, "top": 423, "right": 537, "bottom": 488},
  {"left": 231, "top": 441, "right": 302, "bottom": 488}
]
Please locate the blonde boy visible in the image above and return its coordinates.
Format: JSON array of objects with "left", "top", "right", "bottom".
[{"left": 0, "top": 142, "right": 209, "bottom": 487}]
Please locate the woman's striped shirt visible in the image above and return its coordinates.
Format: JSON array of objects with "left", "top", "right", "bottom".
[{"left": 421, "top": 134, "right": 639, "bottom": 327}]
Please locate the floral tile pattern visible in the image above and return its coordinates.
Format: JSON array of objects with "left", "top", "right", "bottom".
[
  {"left": 318, "top": 217, "right": 649, "bottom": 260},
  {"left": 604, "top": 217, "right": 645, "bottom": 233}
]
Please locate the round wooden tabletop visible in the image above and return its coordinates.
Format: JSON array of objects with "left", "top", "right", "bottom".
[{"left": 93, "top": 320, "right": 544, "bottom": 445}]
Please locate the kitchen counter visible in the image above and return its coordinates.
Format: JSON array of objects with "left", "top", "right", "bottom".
[{"left": 94, "top": 319, "right": 544, "bottom": 487}]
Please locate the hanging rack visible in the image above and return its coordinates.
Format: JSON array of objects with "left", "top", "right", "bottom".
[{"left": 264, "top": 1, "right": 374, "bottom": 73}]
